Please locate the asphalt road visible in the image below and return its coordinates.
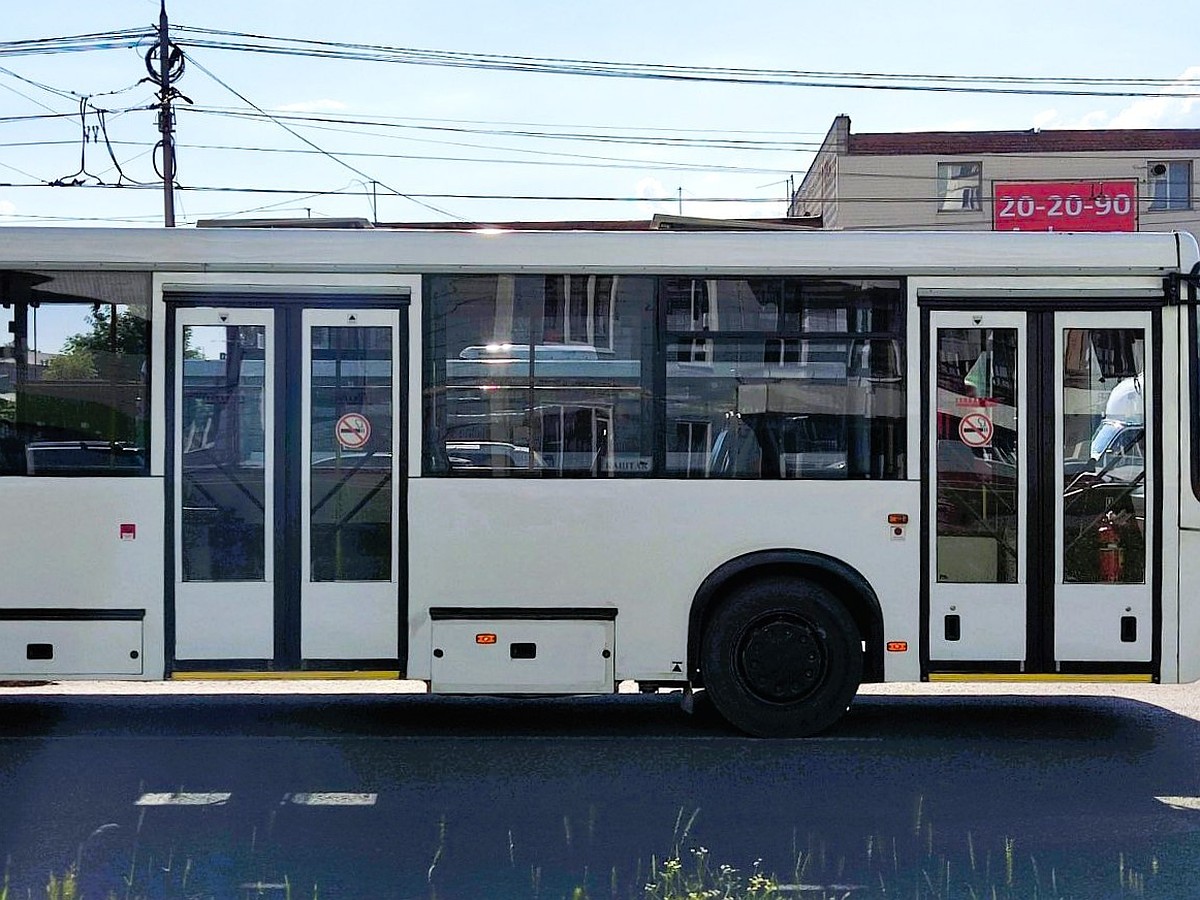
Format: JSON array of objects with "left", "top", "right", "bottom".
[{"left": 1, "top": 685, "right": 1199, "bottom": 898}]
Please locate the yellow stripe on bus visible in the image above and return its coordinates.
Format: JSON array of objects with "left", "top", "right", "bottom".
[
  {"left": 170, "top": 671, "right": 400, "bottom": 681},
  {"left": 927, "top": 673, "right": 1154, "bottom": 683}
]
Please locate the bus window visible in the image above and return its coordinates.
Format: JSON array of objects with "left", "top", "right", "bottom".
[
  {"left": 1061, "top": 330, "right": 1146, "bottom": 585},
  {"left": 0, "top": 270, "right": 150, "bottom": 477}
]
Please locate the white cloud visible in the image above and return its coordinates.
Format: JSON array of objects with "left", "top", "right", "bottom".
[
  {"left": 276, "top": 99, "right": 348, "bottom": 113},
  {"left": 1031, "top": 109, "right": 1060, "bottom": 129},
  {"left": 1109, "top": 68, "right": 1200, "bottom": 127},
  {"left": 634, "top": 177, "right": 674, "bottom": 217},
  {"left": 631, "top": 174, "right": 789, "bottom": 221},
  {"left": 1032, "top": 67, "right": 1200, "bottom": 129}
]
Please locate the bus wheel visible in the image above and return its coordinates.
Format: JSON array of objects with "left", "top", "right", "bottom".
[{"left": 700, "top": 577, "right": 862, "bottom": 738}]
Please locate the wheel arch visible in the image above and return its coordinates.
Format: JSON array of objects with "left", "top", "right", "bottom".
[{"left": 688, "top": 549, "right": 885, "bottom": 686}]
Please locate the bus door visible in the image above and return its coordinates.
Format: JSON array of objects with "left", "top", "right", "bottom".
[
  {"left": 926, "top": 308, "right": 1155, "bottom": 676},
  {"left": 170, "top": 302, "right": 403, "bottom": 670}
]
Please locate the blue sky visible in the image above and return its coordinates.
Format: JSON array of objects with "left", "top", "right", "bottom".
[{"left": 1, "top": 0, "right": 1198, "bottom": 227}]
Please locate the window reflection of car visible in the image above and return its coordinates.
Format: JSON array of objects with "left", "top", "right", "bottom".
[
  {"left": 1061, "top": 374, "right": 1147, "bottom": 583},
  {"left": 459, "top": 343, "right": 600, "bottom": 361},
  {"left": 1064, "top": 421, "right": 1144, "bottom": 478},
  {"left": 1064, "top": 373, "right": 1146, "bottom": 523},
  {"left": 708, "top": 415, "right": 849, "bottom": 478},
  {"left": 445, "top": 441, "right": 545, "bottom": 472},
  {"left": 310, "top": 450, "right": 392, "bottom": 470},
  {"left": 25, "top": 440, "right": 144, "bottom": 475},
  {"left": 1064, "top": 426, "right": 1146, "bottom": 527}
]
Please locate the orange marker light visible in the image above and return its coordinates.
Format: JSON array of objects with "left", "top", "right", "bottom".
[
  {"left": 475, "top": 633, "right": 497, "bottom": 645},
  {"left": 888, "top": 513, "right": 909, "bottom": 525},
  {"left": 886, "top": 641, "right": 909, "bottom": 652}
]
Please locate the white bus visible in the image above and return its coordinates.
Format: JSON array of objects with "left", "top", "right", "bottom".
[{"left": 1, "top": 226, "right": 1198, "bottom": 737}]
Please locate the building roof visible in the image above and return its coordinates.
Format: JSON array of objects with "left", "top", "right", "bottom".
[{"left": 848, "top": 128, "right": 1200, "bottom": 156}]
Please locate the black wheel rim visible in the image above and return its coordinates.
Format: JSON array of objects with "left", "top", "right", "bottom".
[{"left": 735, "top": 614, "right": 827, "bottom": 704}]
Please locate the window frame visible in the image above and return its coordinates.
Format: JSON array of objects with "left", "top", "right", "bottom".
[
  {"left": 936, "top": 161, "right": 984, "bottom": 213},
  {"left": 423, "top": 273, "right": 907, "bottom": 480},
  {"left": 1191, "top": 298, "right": 1200, "bottom": 502},
  {"left": 0, "top": 270, "right": 152, "bottom": 478},
  {"left": 1148, "top": 159, "right": 1193, "bottom": 211}
]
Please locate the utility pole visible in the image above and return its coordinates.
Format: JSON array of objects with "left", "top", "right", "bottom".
[{"left": 156, "top": 0, "right": 176, "bottom": 227}]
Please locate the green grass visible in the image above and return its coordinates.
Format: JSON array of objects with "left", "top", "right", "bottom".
[
  {"left": 561, "top": 804, "right": 1170, "bottom": 900},
  {"left": 14, "top": 805, "right": 1179, "bottom": 900}
]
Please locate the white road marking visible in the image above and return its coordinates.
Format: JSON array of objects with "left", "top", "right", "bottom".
[
  {"left": 1155, "top": 796, "right": 1200, "bottom": 811},
  {"left": 135, "top": 791, "right": 231, "bottom": 806},
  {"left": 286, "top": 792, "right": 378, "bottom": 806}
]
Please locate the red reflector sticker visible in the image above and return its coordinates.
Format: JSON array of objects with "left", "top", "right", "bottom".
[
  {"left": 475, "top": 633, "right": 497, "bottom": 645},
  {"left": 886, "top": 641, "right": 908, "bottom": 652}
]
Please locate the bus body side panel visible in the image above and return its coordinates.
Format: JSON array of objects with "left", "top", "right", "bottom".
[
  {"left": 0, "top": 479, "right": 164, "bottom": 679},
  {"left": 405, "top": 478, "right": 922, "bottom": 686},
  {"left": 1158, "top": 306, "right": 1181, "bottom": 684},
  {"left": 1176, "top": 288, "right": 1200, "bottom": 682},
  {"left": 1178, "top": 532, "right": 1200, "bottom": 683}
]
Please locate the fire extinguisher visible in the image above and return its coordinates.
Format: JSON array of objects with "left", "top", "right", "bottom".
[{"left": 1097, "top": 512, "right": 1123, "bottom": 583}]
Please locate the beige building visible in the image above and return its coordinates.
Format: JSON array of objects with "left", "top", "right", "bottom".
[{"left": 790, "top": 114, "right": 1200, "bottom": 243}]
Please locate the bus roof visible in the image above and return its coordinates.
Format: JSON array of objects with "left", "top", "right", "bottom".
[{"left": 0, "top": 226, "right": 1195, "bottom": 277}]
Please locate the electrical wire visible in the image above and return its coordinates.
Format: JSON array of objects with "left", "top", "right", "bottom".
[
  {"left": 146, "top": 138, "right": 797, "bottom": 176},
  {"left": 177, "top": 106, "right": 1200, "bottom": 172},
  {"left": 0, "top": 30, "right": 148, "bottom": 58},
  {"left": 170, "top": 26, "right": 1200, "bottom": 99},
  {"left": 181, "top": 50, "right": 474, "bottom": 224},
  {"left": 185, "top": 106, "right": 823, "bottom": 151}
]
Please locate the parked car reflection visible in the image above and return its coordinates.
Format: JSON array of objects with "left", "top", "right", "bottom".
[{"left": 445, "top": 441, "right": 545, "bottom": 473}]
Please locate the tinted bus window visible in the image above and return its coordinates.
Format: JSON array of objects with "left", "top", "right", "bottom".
[{"left": 0, "top": 270, "right": 150, "bottom": 476}]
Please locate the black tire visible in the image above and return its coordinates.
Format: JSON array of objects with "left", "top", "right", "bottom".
[{"left": 700, "top": 576, "right": 862, "bottom": 738}]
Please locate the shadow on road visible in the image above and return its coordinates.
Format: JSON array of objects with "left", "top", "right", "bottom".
[{"left": 1, "top": 690, "right": 1199, "bottom": 898}]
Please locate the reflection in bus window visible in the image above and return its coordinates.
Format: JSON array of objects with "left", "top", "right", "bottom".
[
  {"left": 667, "top": 337, "right": 905, "bottom": 479},
  {"left": 425, "top": 274, "right": 654, "bottom": 477},
  {"left": 309, "top": 325, "right": 393, "bottom": 582},
  {"left": 424, "top": 274, "right": 905, "bottom": 479},
  {"left": 1062, "top": 328, "right": 1146, "bottom": 584},
  {"left": 0, "top": 270, "right": 149, "bottom": 476},
  {"left": 180, "top": 325, "right": 267, "bottom": 582},
  {"left": 934, "top": 328, "right": 1020, "bottom": 584}
]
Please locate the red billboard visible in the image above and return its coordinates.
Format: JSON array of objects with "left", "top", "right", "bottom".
[{"left": 992, "top": 180, "right": 1138, "bottom": 232}]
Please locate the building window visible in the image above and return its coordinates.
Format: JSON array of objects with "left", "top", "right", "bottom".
[
  {"left": 937, "top": 162, "right": 982, "bottom": 212},
  {"left": 1148, "top": 160, "right": 1192, "bottom": 210}
]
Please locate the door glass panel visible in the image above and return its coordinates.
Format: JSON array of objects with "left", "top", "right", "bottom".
[
  {"left": 310, "top": 325, "right": 393, "bottom": 581},
  {"left": 180, "top": 325, "right": 268, "bottom": 581},
  {"left": 1061, "top": 328, "right": 1146, "bottom": 583},
  {"left": 935, "top": 328, "right": 1020, "bottom": 583}
]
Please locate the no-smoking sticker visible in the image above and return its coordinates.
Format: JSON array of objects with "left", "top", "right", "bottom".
[
  {"left": 335, "top": 412, "right": 372, "bottom": 450},
  {"left": 958, "top": 411, "right": 993, "bottom": 448}
]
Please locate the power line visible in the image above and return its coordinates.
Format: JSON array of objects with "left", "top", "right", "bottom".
[
  {"left": 0, "top": 111, "right": 91, "bottom": 123},
  {"left": 182, "top": 50, "right": 471, "bottom": 224},
  {"left": 170, "top": 26, "right": 1200, "bottom": 99},
  {"left": 0, "top": 180, "right": 784, "bottom": 202},
  {"left": 176, "top": 106, "right": 1200, "bottom": 172},
  {"left": 184, "top": 106, "right": 822, "bottom": 151},
  {"left": 0, "top": 30, "right": 148, "bottom": 58}
]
